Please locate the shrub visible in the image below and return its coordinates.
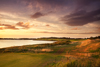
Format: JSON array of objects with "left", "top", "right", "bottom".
[{"left": 91, "top": 54, "right": 100, "bottom": 59}]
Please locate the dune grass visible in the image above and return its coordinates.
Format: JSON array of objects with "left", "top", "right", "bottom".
[{"left": 67, "top": 58, "right": 100, "bottom": 67}]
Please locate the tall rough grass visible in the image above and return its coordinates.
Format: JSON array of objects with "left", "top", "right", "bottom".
[{"left": 67, "top": 58, "right": 100, "bottom": 67}]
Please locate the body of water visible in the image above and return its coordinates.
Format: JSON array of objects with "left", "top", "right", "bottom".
[{"left": 0, "top": 40, "right": 55, "bottom": 48}]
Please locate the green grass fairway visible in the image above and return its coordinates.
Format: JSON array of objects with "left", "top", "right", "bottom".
[{"left": 0, "top": 53, "right": 65, "bottom": 67}]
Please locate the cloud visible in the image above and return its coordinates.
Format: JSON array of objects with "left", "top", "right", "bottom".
[
  {"left": 75, "top": 0, "right": 100, "bottom": 10},
  {"left": 95, "top": 27, "right": 100, "bottom": 33},
  {"left": 38, "top": 31, "right": 55, "bottom": 34},
  {"left": 0, "top": 21, "right": 33, "bottom": 30},
  {"left": 31, "top": 12, "right": 44, "bottom": 18},
  {"left": 61, "top": 8, "right": 100, "bottom": 26},
  {"left": 31, "top": 11, "right": 53, "bottom": 18},
  {"left": 85, "top": 27, "right": 100, "bottom": 34},
  {"left": 31, "top": 31, "right": 100, "bottom": 34},
  {"left": 0, "top": 24, "right": 13, "bottom": 27},
  {"left": 46, "top": 24, "right": 50, "bottom": 27},
  {"left": 24, "top": 0, "right": 100, "bottom": 13},
  {"left": 0, "top": 27, "right": 4, "bottom": 30},
  {"left": 16, "top": 22, "right": 32, "bottom": 29},
  {"left": 0, "top": 22, "right": 33, "bottom": 30},
  {"left": 24, "top": 0, "right": 69, "bottom": 11},
  {"left": 71, "top": 27, "right": 80, "bottom": 30},
  {"left": 0, "top": 23, "right": 19, "bottom": 30},
  {"left": 5, "top": 25, "right": 19, "bottom": 30},
  {"left": 97, "top": 27, "right": 100, "bottom": 30}
]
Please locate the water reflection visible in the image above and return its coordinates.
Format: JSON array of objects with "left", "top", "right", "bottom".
[{"left": 0, "top": 40, "right": 54, "bottom": 48}]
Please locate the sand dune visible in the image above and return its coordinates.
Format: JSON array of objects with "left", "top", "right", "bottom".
[{"left": 77, "top": 39, "right": 100, "bottom": 52}]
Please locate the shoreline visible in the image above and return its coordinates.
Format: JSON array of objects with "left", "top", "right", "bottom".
[{"left": 0, "top": 40, "right": 55, "bottom": 49}]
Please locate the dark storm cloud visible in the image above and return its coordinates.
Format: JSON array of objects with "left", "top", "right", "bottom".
[
  {"left": 60, "top": 0, "right": 100, "bottom": 26},
  {"left": 61, "top": 8, "right": 100, "bottom": 26},
  {"left": 76, "top": 0, "right": 100, "bottom": 10},
  {"left": 31, "top": 12, "right": 45, "bottom": 18},
  {"left": 31, "top": 11, "right": 53, "bottom": 18},
  {"left": 0, "top": 0, "right": 18, "bottom": 5}
]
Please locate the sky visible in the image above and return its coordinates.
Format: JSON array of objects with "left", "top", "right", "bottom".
[{"left": 0, "top": 0, "right": 100, "bottom": 38}]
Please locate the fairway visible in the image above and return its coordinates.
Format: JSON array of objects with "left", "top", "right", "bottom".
[{"left": 0, "top": 53, "right": 65, "bottom": 67}]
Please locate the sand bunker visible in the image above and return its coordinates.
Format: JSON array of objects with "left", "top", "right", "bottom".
[{"left": 42, "top": 49, "right": 53, "bottom": 52}]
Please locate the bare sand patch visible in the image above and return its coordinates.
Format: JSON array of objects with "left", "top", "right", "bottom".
[{"left": 41, "top": 49, "right": 53, "bottom": 52}]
